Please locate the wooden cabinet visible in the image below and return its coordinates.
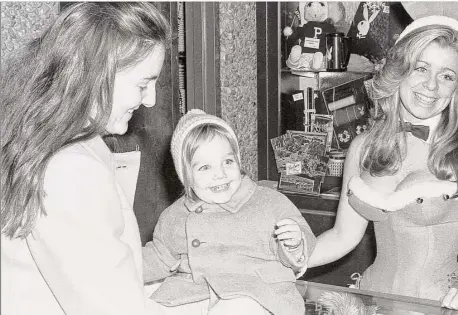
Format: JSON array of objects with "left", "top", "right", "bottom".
[
  {"left": 300, "top": 211, "right": 376, "bottom": 287},
  {"left": 259, "top": 181, "right": 376, "bottom": 287},
  {"left": 280, "top": 189, "right": 376, "bottom": 288}
]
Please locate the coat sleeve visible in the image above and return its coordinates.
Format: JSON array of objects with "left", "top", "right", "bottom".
[
  {"left": 271, "top": 195, "right": 316, "bottom": 277},
  {"left": 143, "top": 210, "right": 181, "bottom": 283},
  {"left": 26, "top": 151, "right": 164, "bottom": 315}
]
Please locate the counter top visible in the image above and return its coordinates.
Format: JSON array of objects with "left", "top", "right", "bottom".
[
  {"left": 281, "top": 70, "right": 373, "bottom": 93},
  {"left": 258, "top": 180, "right": 339, "bottom": 215},
  {"left": 297, "top": 280, "right": 452, "bottom": 314}
]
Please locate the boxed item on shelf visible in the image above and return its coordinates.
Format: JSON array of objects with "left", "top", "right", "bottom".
[{"left": 317, "top": 77, "right": 373, "bottom": 149}]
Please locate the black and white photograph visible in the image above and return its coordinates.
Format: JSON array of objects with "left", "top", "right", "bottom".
[{"left": 1, "top": 1, "right": 458, "bottom": 314}]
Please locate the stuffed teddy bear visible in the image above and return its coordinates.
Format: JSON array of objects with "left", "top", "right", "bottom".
[{"left": 283, "top": 1, "right": 338, "bottom": 70}]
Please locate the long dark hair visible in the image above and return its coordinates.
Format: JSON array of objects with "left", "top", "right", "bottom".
[{"left": 1, "top": 3, "right": 171, "bottom": 239}]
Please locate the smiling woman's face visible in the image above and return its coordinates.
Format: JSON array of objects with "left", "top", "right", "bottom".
[
  {"left": 399, "top": 41, "right": 458, "bottom": 123},
  {"left": 106, "top": 45, "right": 165, "bottom": 135}
]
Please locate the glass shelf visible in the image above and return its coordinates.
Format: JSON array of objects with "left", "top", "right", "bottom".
[
  {"left": 297, "top": 280, "right": 452, "bottom": 315},
  {"left": 281, "top": 70, "right": 373, "bottom": 93}
]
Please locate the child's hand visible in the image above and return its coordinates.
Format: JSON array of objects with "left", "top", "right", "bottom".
[{"left": 274, "top": 218, "right": 302, "bottom": 249}]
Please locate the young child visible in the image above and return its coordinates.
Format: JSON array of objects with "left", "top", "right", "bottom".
[{"left": 143, "top": 109, "right": 316, "bottom": 315}]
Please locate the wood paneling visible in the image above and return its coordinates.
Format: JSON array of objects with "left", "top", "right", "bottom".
[
  {"left": 184, "top": 2, "right": 220, "bottom": 116},
  {"left": 256, "top": 2, "right": 282, "bottom": 181},
  {"left": 301, "top": 213, "right": 376, "bottom": 287}
]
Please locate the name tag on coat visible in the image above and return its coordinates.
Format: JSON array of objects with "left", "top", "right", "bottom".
[{"left": 113, "top": 151, "right": 141, "bottom": 207}]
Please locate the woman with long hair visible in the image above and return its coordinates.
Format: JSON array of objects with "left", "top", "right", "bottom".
[
  {"left": 1, "top": 3, "right": 171, "bottom": 314},
  {"left": 308, "top": 16, "right": 458, "bottom": 309}
]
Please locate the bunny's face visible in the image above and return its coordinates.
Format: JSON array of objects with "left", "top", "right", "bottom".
[
  {"left": 303, "top": 1, "right": 329, "bottom": 22},
  {"left": 357, "top": 20, "right": 370, "bottom": 36},
  {"left": 357, "top": 3, "right": 380, "bottom": 38}
]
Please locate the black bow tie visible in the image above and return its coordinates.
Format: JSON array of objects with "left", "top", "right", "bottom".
[{"left": 401, "top": 122, "right": 430, "bottom": 141}]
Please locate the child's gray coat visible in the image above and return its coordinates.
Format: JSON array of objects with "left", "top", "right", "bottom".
[{"left": 143, "top": 175, "right": 316, "bottom": 315}]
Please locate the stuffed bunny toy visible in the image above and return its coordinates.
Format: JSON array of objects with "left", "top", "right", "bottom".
[
  {"left": 283, "top": 1, "right": 339, "bottom": 70},
  {"left": 318, "top": 292, "right": 379, "bottom": 315}
]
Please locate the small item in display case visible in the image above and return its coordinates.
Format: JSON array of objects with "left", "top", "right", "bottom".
[
  {"left": 325, "top": 33, "right": 352, "bottom": 72},
  {"left": 316, "top": 291, "right": 379, "bottom": 315},
  {"left": 319, "top": 78, "right": 373, "bottom": 149},
  {"left": 277, "top": 172, "right": 323, "bottom": 196},
  {"left": 303, "top": 87, "right": 316, "bottom": 132},
  {"left": 320, "top": 186, "right": 341, "bottom": 199},
  {"left": 286, "top": 130, "right": 328, "bottom": 155},
  {"left": 310, "top": 113, "right": 333, "bottom": 153},
  {"left": 347, "top": 2, "right": 412, "bottom": 64},
  {"left": 271, "top": 130, "right": 329, "bottom": 195},
  {"left": 281, "top": 88, "right": 315, "bottom": 133},
  {"left": 283, "top": 2, "right": 337, "bottom": 71},
  {"left": 327, "top": 149, "right": 346, "bottom": 177},
  {"left": 281, "top": 90, "right": 304, "bottom": 132},
  {"left": 270, "top": 131, "right": 328, "bottom": 174}
]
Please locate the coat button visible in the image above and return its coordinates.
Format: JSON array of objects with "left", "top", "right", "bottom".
[
  {"left": 416, "top": 198, "right": 423, "bottom": 204},
  {"left": 443, "top": 194, "right": 450, "bottom": 201},
  {"left": 195, "top": 207, "right": 203, "bottom": 213},
  {"left": 191, "top": 239, "right": 201, "bottom": 247},
  {"left": 347, "top": 189, "right": 353, "bottom": 197}
]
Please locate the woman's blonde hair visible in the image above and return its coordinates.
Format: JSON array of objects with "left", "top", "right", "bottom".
[
  {"left": 1, "top": 3, "right": 171, "bottom": 239},
  {"left": 361, "top": 25, "right": 458, "bottom": 180}
]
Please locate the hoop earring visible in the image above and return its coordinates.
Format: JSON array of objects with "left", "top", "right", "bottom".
[
  {"left": 392, "top": 89, "right": 402, "bottom": 121},
  {"left": 450, "top": 93, "right": 455, "bottom": 109}
]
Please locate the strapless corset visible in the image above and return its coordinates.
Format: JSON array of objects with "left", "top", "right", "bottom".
[
  {"left": 347, "top": 175, "right": 458, "bottom": 224},
  {"left": 346, "top": 173, "right": 458, "bottom": 299}
]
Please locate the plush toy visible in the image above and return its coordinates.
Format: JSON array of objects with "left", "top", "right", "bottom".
[
  {"left": 284, "top": 1, "right": 340, "bottom": 70},
  {"left": 318, "top": 292, "right": 379, "bottom": 315}
]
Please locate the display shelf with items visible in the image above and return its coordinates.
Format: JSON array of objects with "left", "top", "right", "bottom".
[
  {"left": 280, "top": 2, "right": 349, "bottom": 72},
  {"left": 318, "top": 74, "right": 373, "bottom": 149},
  {"left": 258, "top": 1, "right": 413, "bottom": 182},
  {"left": 270, "top": 130, "right": 329, "bottom": 196},
  {"left": 280, "top": 70, "right": 373, "bottom": 155},
  {"left": 274, "top": 70, "right": 373, "bottom": 197}
]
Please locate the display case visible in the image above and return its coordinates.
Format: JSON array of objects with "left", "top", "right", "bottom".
[
  {"left": 256, "top": 2, "right": 373, "bottom": 182},
  {"left": 256, "top": 2, "right": 377, "bottom": 288},
  {"left": 296, "top": 280, "right": 449, "bottom": 315},
  {"left": 281, "top": 70, "right": 373, "bottom": 150}
]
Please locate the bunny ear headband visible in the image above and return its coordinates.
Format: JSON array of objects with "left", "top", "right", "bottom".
[{"left": 396, "top": 15, "right": 458, "bottom": 43}]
